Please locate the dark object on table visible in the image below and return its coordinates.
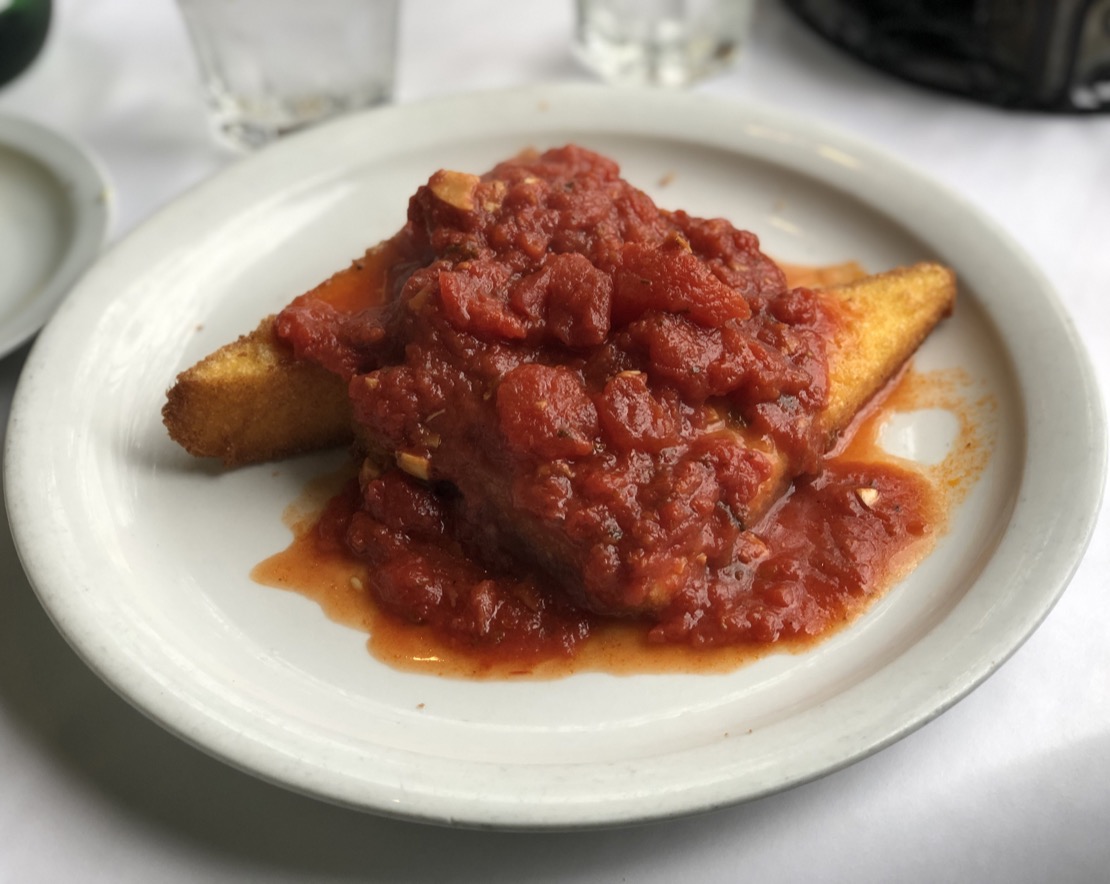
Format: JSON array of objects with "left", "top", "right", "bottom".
[
  {"left": 0, "top": 0, "right": 51, "bottom": 87},
  {"left": 785, "top": 0, "right": 1110, "bottom": 112}
]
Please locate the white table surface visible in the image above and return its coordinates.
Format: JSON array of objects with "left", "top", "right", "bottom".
[{"left": 2, "top": 1, "right": 1108, "bottom": 881}]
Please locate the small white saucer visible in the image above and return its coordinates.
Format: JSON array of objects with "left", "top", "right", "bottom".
[{"left": 0, "top": 114, "right": 111, "bottom": 360}]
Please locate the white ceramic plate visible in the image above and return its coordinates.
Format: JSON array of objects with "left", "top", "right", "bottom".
[
  {"left": 5, "top": 86, "right": 1104, "bottom": 829},
  {"left": 0, "top": 114, "right": 111, "bottom": 359}
]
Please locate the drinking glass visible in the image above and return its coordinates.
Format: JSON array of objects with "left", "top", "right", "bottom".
[
  {"left": 176, "top": 0, "right": 400, "bottom": 149},
  {"left": 573, "top": 0, "right": 753, "bottom": 87}
]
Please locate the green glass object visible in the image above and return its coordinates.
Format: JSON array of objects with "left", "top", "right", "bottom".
[{"left": 0, "top": 0, "right": 52, "bottom": 87}]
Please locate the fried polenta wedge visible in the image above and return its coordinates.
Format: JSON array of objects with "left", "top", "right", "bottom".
[
  {"left": 163, "top": 261, "right": 954, "bottom": 470},
  {"left": 163, "top": 242, "right": 395, "bottom": 466},
  {"left": 821, "top": 261, "right": 955, "bottom": 437},
  {"left": 163, "top": 317, "right": 351, "bottom": 466}
]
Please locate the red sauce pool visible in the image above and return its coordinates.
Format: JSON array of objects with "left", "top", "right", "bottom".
[{"left": 252, "top": 364, "right": 990, "bottom": 679}]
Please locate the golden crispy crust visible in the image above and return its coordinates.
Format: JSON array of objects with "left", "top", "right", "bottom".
[
  {"left": 821, "top": 262, "right": 956, "bottom": 438},
  {"left": 162, "top": 318, "right": 352, "bottom": 466}
]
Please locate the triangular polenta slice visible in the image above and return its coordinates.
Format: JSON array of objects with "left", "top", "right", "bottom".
[{"left": 164, "top": 261, "right": 954, "bottom": 474}]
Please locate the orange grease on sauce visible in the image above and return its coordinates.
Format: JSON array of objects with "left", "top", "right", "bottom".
[{"left": 252, "top": 364, "right": 993, "bottom": 680}]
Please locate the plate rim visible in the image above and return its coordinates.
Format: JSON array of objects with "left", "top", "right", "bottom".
[
  {"left": 4, "top": 84, "right": 1106, "bottom": 828},
  {"left": 0, "top": 112, "right": 112, "bottom": 359}
]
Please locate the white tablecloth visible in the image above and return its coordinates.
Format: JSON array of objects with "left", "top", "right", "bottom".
[{"left": 2, "top": 2, "right": 1108, "bottom": 881}]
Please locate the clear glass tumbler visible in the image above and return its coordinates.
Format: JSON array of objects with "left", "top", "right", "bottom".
[
  {"left": 176, "top": 0, "right": 399, "bottom": 150},
  {"left": 573, "top": 0, "right": 753, "bottom": 87}
]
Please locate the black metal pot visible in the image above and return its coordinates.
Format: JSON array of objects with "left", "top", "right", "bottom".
[{"left": 785, "top": 0, "right": 1110, "bottom": 112}]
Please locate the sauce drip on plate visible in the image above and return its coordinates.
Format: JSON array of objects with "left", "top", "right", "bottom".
[{"left": 253, "top": 365, "right": 991, "bottom": 679}]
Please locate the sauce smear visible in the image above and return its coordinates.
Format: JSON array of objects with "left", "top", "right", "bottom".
[{"left": 253, "top": 365, "right": 989, "bottom": 679}]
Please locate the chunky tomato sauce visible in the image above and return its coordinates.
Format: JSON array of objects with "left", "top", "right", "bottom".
[
  {"left": 255, "top": 362, "right": 994, "bottom": 678},
  {"left": 263, "top": 146, "right": 965, "bottom": 675}
]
